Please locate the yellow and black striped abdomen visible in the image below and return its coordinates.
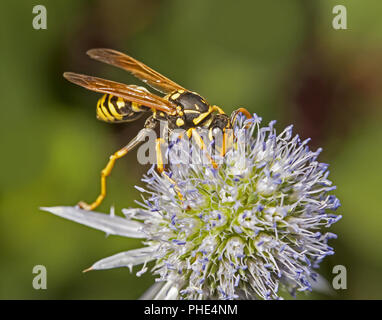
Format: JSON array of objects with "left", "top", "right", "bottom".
[{"left": 96, "top": 94, "right": 148, "bottom": 123}]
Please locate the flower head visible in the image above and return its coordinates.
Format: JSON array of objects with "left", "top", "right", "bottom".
[{"left": 42, "top": 114, "right": 341, "bottom": 300}]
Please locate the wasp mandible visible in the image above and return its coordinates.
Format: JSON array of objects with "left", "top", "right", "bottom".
[{"left": 64, "top": 49, "right": 252, "bottom": 210}]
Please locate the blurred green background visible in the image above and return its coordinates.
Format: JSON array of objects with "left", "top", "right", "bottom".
[{"left": 1, "top": 0, "right": 381, "bottom": 299}]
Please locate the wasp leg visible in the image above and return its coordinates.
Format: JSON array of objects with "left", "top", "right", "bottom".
[
  {"left": 79, "top": 118, "right": 158, "bottom": 211},
  {"left": 163, "top": 172, "right": 184, "bottom": 202},
  {"left": 155, "top": 137, "right": 184, "bottom": 202},
  {"left": 187, "top": 128, "right": 218, "bottom": 169},
  {"left": 211, "top": 128, "right": 233, "bottom": 157},
  {"left": 210, "top": 128, "right": 233, "bottom": 157},
  {"left": 210, "top": 105, "right": 226, "bottom": 115},
  {"left": 218, "top": 108, "right": 253, "bottom": 158},
  {"left": 155, "top": 138, "right": 166, "bottom": 174},
  {"left": 221, "top": 128, "right": 229, "bottom": 157}
]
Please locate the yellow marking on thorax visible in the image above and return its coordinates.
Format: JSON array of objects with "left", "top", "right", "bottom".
[
  {"left": 176, "top": 106, "right": 184, "bottom": 116},
  {"left": 184, "top": 109, "right": 200, "bottom": 114},
  {"left": 192, "top": 106, "right": 212, "bottom": 125},
  {"left": 176, "top": 118, "right": 185, "bottom": 127},
  {"left": 203, "top": 117, "right": 213, "bottom": 128},
  {"left": 171, "top": 92, "right": 181, "bottom": 100}
]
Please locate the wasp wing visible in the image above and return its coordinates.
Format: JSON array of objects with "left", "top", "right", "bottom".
[
  {"left": 86, "top": 48, "right": 186, "bottom": 94},
  {"left": 63, "top": 72, "right": 176, "bottom": 113}
]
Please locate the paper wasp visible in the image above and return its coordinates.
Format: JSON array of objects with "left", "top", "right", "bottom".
[{"left": 64, "top": 49, "right": 252, "bottom": 210}]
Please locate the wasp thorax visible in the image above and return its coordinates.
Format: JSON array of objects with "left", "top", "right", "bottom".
[
  {"left": 169, "top": 91, "right": 210, "bottom": 126},
  {"left": 169, "top": 91, "right": 209, "bottom": 113}
]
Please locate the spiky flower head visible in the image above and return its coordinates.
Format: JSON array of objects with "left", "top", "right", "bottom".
[{"left": 42, "top": 114, "right": 341, "bottom": 300}]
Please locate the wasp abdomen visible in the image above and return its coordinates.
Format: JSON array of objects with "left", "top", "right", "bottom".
[{"left": 96, "top": 94, "right": 148, "bottom": 123}]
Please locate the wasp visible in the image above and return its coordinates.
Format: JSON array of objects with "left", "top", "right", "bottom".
[{"left": 64, "top": 49, "right": 252, "bottom": 210}]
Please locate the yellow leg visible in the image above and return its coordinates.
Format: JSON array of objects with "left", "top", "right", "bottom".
[
  {"left": 155, "top": 138, "right": 165, "bottom": 174},
  {"left": 211, "top": 105, "right": 226, "bottom": 115},
  {"left": 155, "top": 137, "right": 184, "bottom": 201},
  {"left": 221, "top": 129, "right": 228, "bottom": 157},
  {"left": 187, "top": 128, "right": 218, "bottom": 169},
  {"left": 210, "top": 128, "right": 232, "bottom": 157},
  {"left": 209, "top": 128, "right": 233, "bottom": 157},
  {"left": 78, "top": 128, "right": 150, "bottom": 211},
  {"left": 78, "top": 148, "right": 127, "bottom": 210},
  {"left": 163, "top": 172, "right": 184, "bottom": 202}
]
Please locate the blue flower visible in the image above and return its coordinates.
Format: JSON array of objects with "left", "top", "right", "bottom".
[{"left": 42, "top": 114, "right": 341, "bottom": 300}]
